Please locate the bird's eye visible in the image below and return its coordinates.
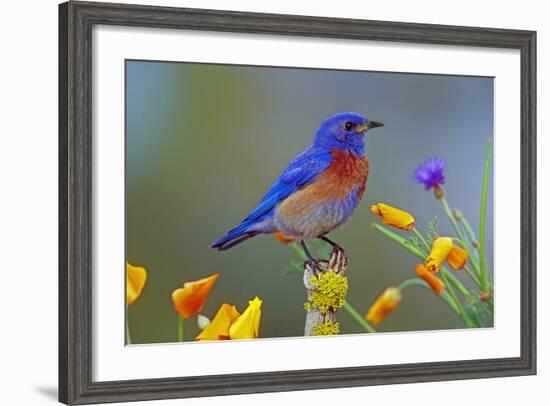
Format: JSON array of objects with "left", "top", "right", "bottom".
[{"left": 344, "top": 121, "right": 355, "bottom": 131}]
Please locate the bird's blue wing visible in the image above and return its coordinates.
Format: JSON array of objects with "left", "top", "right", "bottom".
[
  {"left": 240, "top": 146, "right": 333, "bottom": 227},
  {"left": 210, "top": 146, "right": 333, "bottom": 250}
]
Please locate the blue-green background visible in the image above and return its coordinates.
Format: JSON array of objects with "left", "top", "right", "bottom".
[{"left": 126, "top": 60, "right": 494, "bottom": 344}]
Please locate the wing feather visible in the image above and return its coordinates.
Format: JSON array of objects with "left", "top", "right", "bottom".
[
  {"left": 211, "top": 146, "right": 333, "bottom": 250},
  {"left": 238, "top": 146, "right": 333, "bottom": 229}
]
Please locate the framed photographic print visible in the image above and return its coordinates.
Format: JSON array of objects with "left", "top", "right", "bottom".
[{"left": 59, "top": 1, "right": 536, "bottom": 404}]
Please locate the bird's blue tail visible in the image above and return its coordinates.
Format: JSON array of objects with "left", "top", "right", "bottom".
[{"left": 210, "top": 227, "right": 260, "bottom": 251}]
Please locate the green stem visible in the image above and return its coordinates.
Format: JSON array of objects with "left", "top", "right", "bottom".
[
  {"left": 479, "top": 137, "right": 492, "bottom": 295},
  {"left": 398, "top": 278, "right": 429, "bottom": 291},
  {"left": 440, "top": 193, "right": 466, "bottom": 241},
  {"left": 441, "top": 271, "right": 476, "bottom": 328},
  {"left": 412, "top": 227, "right": 430, "bottom": 252},
  {"left": 441, "top": 292, "right": 461, "bottom": 314},
  {"left": 464, "top": 265, "right": 482, "bottom": 289},
  {"left": 126, "top": 305, "right": 132, "bottom": 345},
  {"left": 440, "top": 272, "right": 460, "bottom": 308},
  {"left": 455, "top": 220, "right": 481, "bottom": 270},
  {"left": 398, "top": 278, "right": 460, "bottom": 316},
  {"left": 290, "top": 242, "right": 307, "bottom": 261},
  {"left": 458, "top": 215, "right": 478, "bottom": 249},
  {"left": 178, "top": 316, "right": 184, "bottom": 342},
  {"left": 342, "top": 301, "right": 377, "bottom": 333},
  {"left": 441, "top": 268, "right": 470, "bottom": 298},
  {"left": 372, "top": 223, "right": 424, "bottom": 259}
]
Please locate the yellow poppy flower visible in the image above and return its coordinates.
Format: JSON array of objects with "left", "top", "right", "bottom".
[
  {"left": 126, "top": 262, "right": 147, "bottom": 304},
  {"left": 415, "top": 263, "right": 445, "bottom": 295},
  {"left": 370, "top": 203, "right": 415, "bottom": 231},
  {"left": 425, "top": 237, "right": 469, "bottom": 272},
  {"left": 365, "top": 287, "right": 402, "bottom": 326},
  {"left": 230, "top": 297, "right": 262, "bottom": 340},
  {"left": 195, "top": 297, "right": 263, "bottom": 341},
  {"left": 447, "top": 245, "right": 469, "bottom": 270},
  {"left": 172, "top": 273, "right": 219, "bottom": 319},
  {"left": 425, "top": 237, "right": 453, "bottom": 272},
  {"left": 195, "top": 303, "right": 240, "bottom": 341}
]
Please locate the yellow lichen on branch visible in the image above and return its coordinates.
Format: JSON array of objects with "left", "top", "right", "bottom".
[
  {"left": 311, "top": 320, "right": 340, "bottom": 336},
  {"left": 305, "top": 271, "right": 348, "bottom": 313},
  {"left": 303, "top": 246, "right": 348, "bottom": 336}
]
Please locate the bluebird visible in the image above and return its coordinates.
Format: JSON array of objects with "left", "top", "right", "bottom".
[{"left": 211, "top": 112, "right": 384, "bottom": 260}]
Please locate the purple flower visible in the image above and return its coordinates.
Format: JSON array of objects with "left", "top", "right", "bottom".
[{"left": 413, "top": 157, "right": 446, "bottom": 190}]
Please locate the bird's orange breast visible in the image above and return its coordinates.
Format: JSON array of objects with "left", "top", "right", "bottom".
[
  {"left": 320, "top": 149, "right": 369, "bottom": 199},
  {"left": 277, "top": 149, "right": 369, "bottom": 217}
]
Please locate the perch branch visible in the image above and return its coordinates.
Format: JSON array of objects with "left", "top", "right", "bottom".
[{"left": 303, "top": 246, "right": 349, "bottom": 336}]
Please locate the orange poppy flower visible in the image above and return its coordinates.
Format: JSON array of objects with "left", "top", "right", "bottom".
[
  {"left": 172, "top": 273, "right": 219, "bottom": 319},
  {"left": 365, "top": 287, "right": 402, "bottom": 326},
  {"left": 370, "top": 203, "right": 415, "bottom": 231},
  {"left": 416, "top": 263, "right": 445, "bottom": 295},
  {"left": 447, "top": 245, "right": 468, "bottom": 270}
]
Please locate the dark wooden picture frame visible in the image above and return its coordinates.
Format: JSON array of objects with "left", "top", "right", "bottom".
[{"left": 59, "top": 1, "right": 537, "bottom": 404}]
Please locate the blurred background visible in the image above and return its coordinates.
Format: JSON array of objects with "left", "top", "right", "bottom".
[{"left": 126, "top": 60, "right": 493, "bottom": 344}]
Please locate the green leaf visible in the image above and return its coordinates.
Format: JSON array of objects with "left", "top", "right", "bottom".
[
  {"left": 407, "top": 236, "right": 425, "bottom": 253},
  {"left": 426, "top": 216, "right": 440, "bottom": 244},
  {"left": 464, "top": 296, "right": 493, "bottom": 327},
  {"left": 479, "top": 137, "right": 492, "bottom": 294}
]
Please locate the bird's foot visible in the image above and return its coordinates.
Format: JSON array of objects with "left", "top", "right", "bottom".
[
  {"left": 304, "top": 258, "right": 321, "bottom": 277},
  {"left": 319, "top": 236, "right": 348, "bottom": 272},
  {"left": 328, "top": 245, "right": 348, "bottom": 274}
]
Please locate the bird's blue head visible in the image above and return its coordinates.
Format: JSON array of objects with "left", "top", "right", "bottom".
[{"left": 313, "top": 112, "right": 384, "bottom": 155}]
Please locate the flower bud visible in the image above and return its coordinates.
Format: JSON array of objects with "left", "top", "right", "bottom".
[
  {"left": 453, "top": 209, "right": 463, "bottom": 221},
  {"left": 366, "top": 287, "right": 402, "bottom": 326},
  {"left": 433, "top": 185, "right": 445, "bottom": 200},
  {"left": 197, "top": 314, "right": 211, "bottom": 330}
]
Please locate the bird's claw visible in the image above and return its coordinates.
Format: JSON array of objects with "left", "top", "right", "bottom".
[
  {"left": 305, "top": 258, "right": 321, "bottom": 277},
  {"left": 329, "top": 245, "right": 348, "bottom": 273}
]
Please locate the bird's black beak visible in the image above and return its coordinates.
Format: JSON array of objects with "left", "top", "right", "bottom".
[{"left": 367, "top": 121, "right": 384, "bottom": 129}]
